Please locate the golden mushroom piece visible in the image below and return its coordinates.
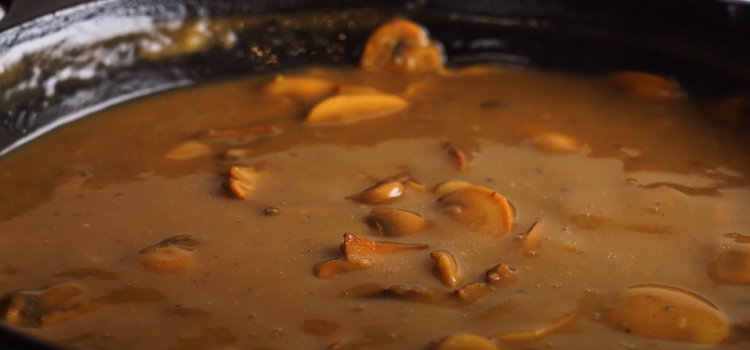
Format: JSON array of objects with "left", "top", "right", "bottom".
[
  {"left": 364, "top": 208, "right": 432, "bottom": 237},
  {"left": 306, "top": 93, "right": 409, "bottom": 125},
  {"left": 442, "top": 142, "right": 469, "bottom": 172},
  {"left": 360, "top": 19, "right": 445, "bottom": 73},
  {"left": 605, "top": 284, "right": 730, "bottom": 344},
  {"left": 430, "top": 250, "right": 462, "bottom": 287},
  {"left": 225, "top": 165, "right": 260, "bottom": 200},
  {"left": 528, "top": 132, "right": 584, "bottom": 154},
  {"left": 229, "top": 165, "right": 258, "bottom": 183},
  {"left": 493, "top": 307, "right": 580, "bottom": 343},
  {"left": 346, "top": 181, "right": 406, "bottom": 204},
  {"left": 485, "top": 263, "right": 518, "bottom": 286},
  {"left": 454, "top": 282, "right": 490, "bottom": 304},
  {"left": 315, "top": 258, "right": 373, "bottom": 279},
  {"left": 341, "top": 233, "right": 428, "bottom": 260},
  {"left": 140, "top": 246, "right": 195, "bottom": 274},
  {"left": 263, "top": 75, "right": 336, "bottom": 100},
  {"left": 139, "top": 234, "right": 199, "bottom": 274},
  {"left": 227, "top": 178, "right": 253, "bottom": 199},
  {"left": 0, "top": 282, "right": 83, "bottom": 327},
  {"left": 438, "top": 186, "right": 515, "bottom": 235},
  {"left": 519, "top": 219, "right": 544, "bottom": 256}
]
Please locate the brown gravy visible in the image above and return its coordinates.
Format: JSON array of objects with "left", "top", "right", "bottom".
[{"left": 1, "top": 48, "right": 750, "bottom": 349}]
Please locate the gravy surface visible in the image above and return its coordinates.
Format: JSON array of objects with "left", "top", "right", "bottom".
[{"left": 1, "top": 65, "right": 750, "bottom": 350}]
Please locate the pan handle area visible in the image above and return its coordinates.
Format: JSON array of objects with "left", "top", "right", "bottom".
[{"left": 0, "top": 0, "right": 88, "bottom": 30}]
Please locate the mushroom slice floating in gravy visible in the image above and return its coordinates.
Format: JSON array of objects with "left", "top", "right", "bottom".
[{"left": 605, "top": 284, "right": 730, "bottom": 344}]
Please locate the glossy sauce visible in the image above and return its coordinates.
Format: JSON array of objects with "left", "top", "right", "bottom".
[{"left": 1, "top": 63, "right": 750, "bottom": 349}]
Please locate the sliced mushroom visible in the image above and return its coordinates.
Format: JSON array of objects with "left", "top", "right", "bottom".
[
  {"left": 225, "top": 165, "right": 260, "bottom": 200},
  {"left": 430, "top": 250, "right": 462, "bottom": 287},
  {"left": 197, "top": 125, "right": 281, "bottom": 142},
  {"left": 306, "top": 93, "right": 409, "bottom": 125},
  {"left": 493, "top": 307, "right": 580, "bottom": 343},
  {"left": 433, "top": 181, "right": 474, "bottom": 195},
  {"left": 485, "top": 264, "right": 518, "bottom": 286},
  {"left": 342, "top": 233, "right": 428, "bottom": 259},
  {"left": 0, "top": 282, "right": 83, "bottom": 327},
  {"left": 454, "top": 282, "right": 490, "bottom": 304},
  {"left": 369, "top": 172, "right": 432, "bottom": 193},
  {"left": 442, "top": 143, "right": 469, "bottom": 172},
  {"left": 708, "top": 233, "right": 750, "bottom": 285},
  {"left": 263, "top": 75, "right": 336, "bottom": 100},
  {"left": 605, "top": 284, "right": 729, "bottom": 344},
  {"left": 518, "top": 219, "right": 543, "bottom": 256},
  {"left": 601, "top": 71, "right": 681, "bottom": 99},
  {"left": 165, "top": 140, "right": 212, "bottom": 160},
  {"left": 528, "top": 133, "right": 584, "bottom": 154},
  {"left": 226, "top": 178, "right": 253, "bottom": 199},
  {"left": 229, "top": 165, "right": 258, "bottom": 183},
  {"left": 438, "top": 186, "right": 514, "bottom": 235},
  {"left": 315, "top": 258, "right": 373, "bottom": 279},
  {"left": 346, "top": 181, "right": 405, "bottom": 204},
  {"left": 435, "top": 333, "right": 502, "bottom": 350},
  {"left": 360, "top": 19, "right": 444, "bottom": 73},
  {"left": 140, "top": 246, "right": 195, "bottom": 274},
  {"left": 365, "top": 208, "right": 431, "bottom": 237}
]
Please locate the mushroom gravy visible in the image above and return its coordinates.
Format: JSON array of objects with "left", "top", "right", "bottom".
[{"left": 2, "top": 32, "right": 750, "bottom": 350}]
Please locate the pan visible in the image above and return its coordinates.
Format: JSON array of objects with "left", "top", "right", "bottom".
[{"left": 1, "top": 0, "right": 749, "bottom": 348}]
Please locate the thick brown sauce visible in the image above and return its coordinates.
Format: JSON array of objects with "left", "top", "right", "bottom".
[{"left": 1, "top": 66, "right": 750, "bottom": 350}]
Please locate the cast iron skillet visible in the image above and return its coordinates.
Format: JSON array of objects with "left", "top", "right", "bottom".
[{"left": 1, "top": 0, "right": 749, "bottom": 348}]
